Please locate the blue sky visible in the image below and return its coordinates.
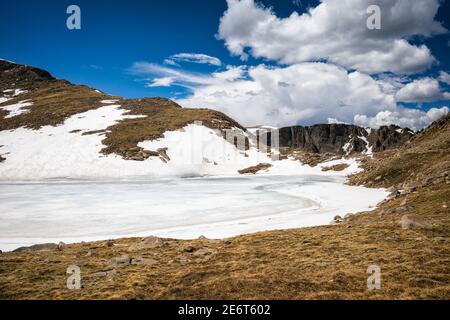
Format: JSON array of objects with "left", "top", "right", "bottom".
[
  {"left": 1, "top": 0, "right": 450, "bottom": 129},
  {"left": 0, "top": 0, "right": 230, "bottom": 97}
]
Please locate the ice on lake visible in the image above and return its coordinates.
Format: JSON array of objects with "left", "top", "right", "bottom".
[{"left": 0, "top": 175, "right": 388, "bottom": 251}]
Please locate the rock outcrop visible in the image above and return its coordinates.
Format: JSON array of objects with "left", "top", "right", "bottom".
[
  {"left": 368, "top": 125, "right": 414, "bottom": 152},
  {"left": 263, "top": 123, "right": 414, "bottom": 155},
  {"left": 0, "top": 59, "right": 55, "bottom": 90}
]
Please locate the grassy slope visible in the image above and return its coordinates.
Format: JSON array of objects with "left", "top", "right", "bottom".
[
  {"left": 0, "top": 118, "right": 449, "bottom": 300},
  {"left": 0, "top": 62, "right": 244, "bottom": 161}
]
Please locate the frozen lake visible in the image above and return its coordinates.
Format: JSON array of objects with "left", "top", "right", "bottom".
[{"left": 0, "top": 175, "right": 388, "bottom": 251}]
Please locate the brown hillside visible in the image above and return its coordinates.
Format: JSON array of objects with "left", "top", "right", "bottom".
[
  {"left": 349, "top": 114, "right": 450, "bottom": 190},
  {"left": 0, "top": 60, "right": 245, "bottom": 161}
]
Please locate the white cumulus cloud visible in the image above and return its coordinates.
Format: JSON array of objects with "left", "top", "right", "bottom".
[
  {"left": 217, "top": 0, "right": 446, "bottom": 74},
  {"left": 395, "top": 77, "right": 450, "bottom": 103},
  {"left": 354, "top": 106, "right": 449, "bottom": 131},
  {"left": 178, "top": 62, "right": 397, "bottom": 127},
  {"left": 439, "top": 71, "right": 450, "bottom": 85}
]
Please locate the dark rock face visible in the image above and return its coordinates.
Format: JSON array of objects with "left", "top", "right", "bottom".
[
  {"left": 273, "top": 123, "right": 414, "bottom": 154},
  {"left": 278, "top": 124, "right": 368, "bottom": 153},
  {"left": 0, "top": 59, "right": 55, "bottom": 90},
  {"left": 368, "top": 125, "right": 414, "bottom": 152}
]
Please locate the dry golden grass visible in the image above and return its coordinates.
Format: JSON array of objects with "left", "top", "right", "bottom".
[{"left": 0, "top": 82, "right": 110, "bottom": 131}]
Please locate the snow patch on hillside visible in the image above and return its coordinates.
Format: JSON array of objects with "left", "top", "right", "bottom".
[
  {"left": 3, "top": 88, "right": 28, "bottom": 96},
  {"left": 0, "top": 97, "right": 11, "bottom": 104},
  {"left": 1, "top": 100, "right": 33, "bottom": 118},
  {"left": 0, "top": 105, "right": 154, "bottom": 180},
  {"left": 139, "top": 124, "right": 278, "bottom": 176},
  {"left": 101, "top": 99, "right": 119, "bottom": 104}
]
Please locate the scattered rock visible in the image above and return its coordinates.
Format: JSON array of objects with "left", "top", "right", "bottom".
[
  {"left": 103, "top": 240, "right": 114, "bottom": 248},
  {"left": 128, "top": 236, "right": 165, "bottom": 252},
  {"left": 378, "top": 210, "right": 386, "bottom": 217},
  {"left": 123, "top": 148, "right": 159, "bottom": 161},
  {"left": 13, "top": 243, "right": 58, "bottom": 253},
  {"left": 81, "top": 129, "right": 106, "bottom": 136},
  {"left": 157, "top": 148, "right": 170, "bottom": 162},
  {"left": 0, "top": 249, "right": 2, "bottom": 254},
  {"left": 333, "top": 215, "right": 344, "bottom": 223},
  {"left": 395, "top": 205, "right": 414, "bottom": 213},
  {"left": 197, "top": 235, "right": 221, "bottom": 244},
  {"left": 130, "top": 258, "right": 158, "bottom": 266},
  {"left": 112, "top": 243, "right": 129, "bottom": 248},
  {"left": 57, "top": 242, "right": 66, "bottom": 251},
  {"left": 108, "top": 254, "right": 131, "bottom": 266},
  {"left": 86, "top": 250, "right": 98, "bottom": 257},
  {"left": 193, "top": 248, "right": 217, "bottom": 257},
  {"left": 91, "top": 270, "right": 117, "bottom": 278},
  {"left": 182, "top": 246, "right": 195, "bottom": 253},
  {"left": 399, "top": 215, "right": 431, "bottom": 230},
  {"left": 176, "top": 255, "right": 190, "bottom": 265}
]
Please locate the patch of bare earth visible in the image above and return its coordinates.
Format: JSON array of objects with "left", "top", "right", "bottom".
[
  {"left": 281, "top": 148, "right": 339, "bottom": 166},
  {"left": 238, "top": 163, "right": 272, "bottom": 174},
  {"left": 321, "top": 163, "right": 350, "bottom": 172}
]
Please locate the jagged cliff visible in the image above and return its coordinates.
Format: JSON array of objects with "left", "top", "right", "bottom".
[{"left": 273, "top": 123, "right": 414, "bottom": 154}]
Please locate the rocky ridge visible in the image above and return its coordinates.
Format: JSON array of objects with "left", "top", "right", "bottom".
[{"left": 271, "top": 123, "right": 414, "bottom": 155}]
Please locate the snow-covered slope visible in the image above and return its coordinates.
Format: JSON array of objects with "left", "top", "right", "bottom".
[
  {"left": 0, "top": 101, "right": 366, "bottom": 180},
  {"left": 0, "top": 102, "right": 302, "bottom": 180}
]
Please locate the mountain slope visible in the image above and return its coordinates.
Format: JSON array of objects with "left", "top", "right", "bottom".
[{"left": 1, "top": 60, "right": 281, "bottom": 179}]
